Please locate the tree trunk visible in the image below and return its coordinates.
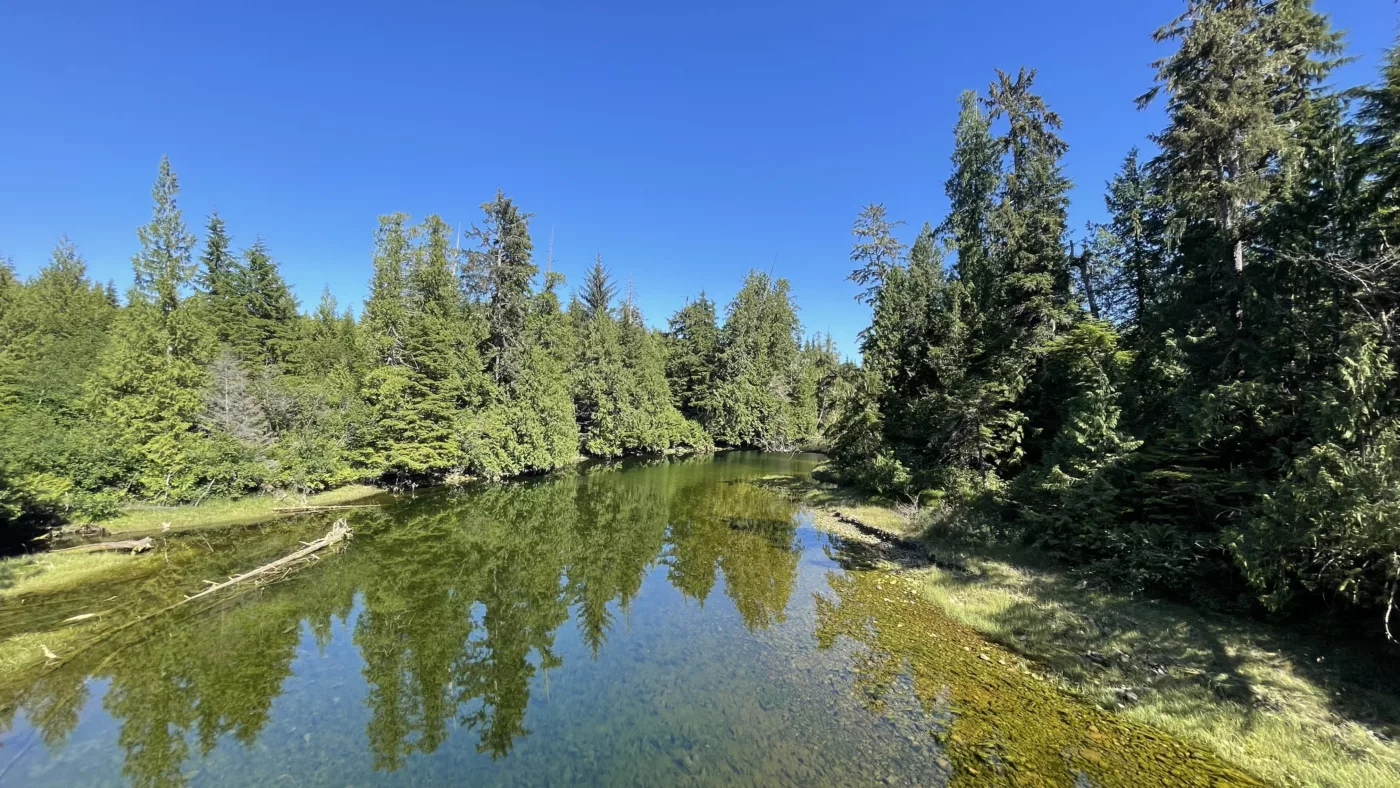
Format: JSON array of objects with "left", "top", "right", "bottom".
[{"left": 1073, "top": 244, "right": 1101, "bottom": 320}]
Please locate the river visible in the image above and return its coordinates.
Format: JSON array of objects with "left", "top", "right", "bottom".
[{"left": 0, "top": 452, "right": 1258, "bottom": 786}]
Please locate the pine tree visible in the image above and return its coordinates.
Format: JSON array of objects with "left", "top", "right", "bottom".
[
  {"left": 848, "top": 204, "right": 906, "bottom": 305},
  {"left": 467, "top": 191, "right": 536, "bottom": 386},
  {"left": 132, "top": 156, "right": 197, "bottom": 316},
  {"left": 664, "top": 293, "right": 719, "bottom": 422},
  {"left": 1141, "top": 0, "right": 1344, "bottom": 347},
  {"left": 941, "top": 90, "right": 1001, "bottom": 314},
  {"left": 705, "top": 271, "right": 805, "bottom": 449},
  {"left": 89, "top": 159, "right": 213, "bottom": 500}
]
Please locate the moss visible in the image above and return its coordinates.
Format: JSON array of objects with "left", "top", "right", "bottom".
[{"left": 816, "top": 570, "right": 1262, "bottom": 786}]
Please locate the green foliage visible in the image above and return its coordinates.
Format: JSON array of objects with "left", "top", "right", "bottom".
[
  {"left": 702, "top": 271, "right": 812, "bottom": 449},
  {"left": 831, "top": 12, "right": 1400, "bottom": 636},
  {"left": 663, "top": 293, "right": 719, "bottom": 422},
  {"left": 569, "top": 261, "right": 703, "bottom": 458}
]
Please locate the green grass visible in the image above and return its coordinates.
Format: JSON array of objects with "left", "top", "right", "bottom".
[
  {"left": 0, "top": 484, "right": 387, "bottom": 602},
  {"left": 0, "top": 551, "right": 160, "bottom": 598},
  {"left": 775, "top": 473, "right": 1400, "bottom": 788},
  {"left": 96, "top": 484, "right": 386, "bottom": 534}
]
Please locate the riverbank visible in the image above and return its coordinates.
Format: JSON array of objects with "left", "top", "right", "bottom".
[
  {"left": 0, "top": 484, "right": 385, "bottom": 601},
  {"left": 762, "top": 473, "right": 1400, "bottom": 788}
]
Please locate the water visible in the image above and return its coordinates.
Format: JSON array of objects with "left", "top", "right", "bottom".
[{"left": 0, "top": 452, "right": 1258, "bottom": 786}]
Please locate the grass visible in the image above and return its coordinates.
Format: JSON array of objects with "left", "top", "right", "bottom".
[
  {"left": 0, "top": 551, "right": 159, "bottom": 598},
  {"left": 0, "top": 483, "right": 386, "bottom": 601},
  {"left": 769, "top": 473, "right": 1400, "bottom": 788},
  {"left": 95, "top": 484, "right": 385, "bottom": 534}
]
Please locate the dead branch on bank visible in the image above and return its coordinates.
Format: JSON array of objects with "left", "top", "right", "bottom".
[
  {"left": 53, "top": 538, "right": 152, "bottom": 555},
  {"left": 269, "top": 504, "right": 381, "bottom": 513}
]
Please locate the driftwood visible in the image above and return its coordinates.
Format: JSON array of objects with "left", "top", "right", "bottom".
[
  {"left": 182, "top": 519, "right": 352, "bottom": 603},
  {"left": 54, "top": 538, "right": 152, "bottom": 555},
  {"left": 32, "top": 523, "right": 111, "bottom": 542},
  {"left": 269, "top": 504, "right": 381, "bottom": 513},
  {"left": 830, "top": 510, "right": 969, "bottom": 572},
  {"left": 831, "top": 511, "right": 924, "bottom": 551}
]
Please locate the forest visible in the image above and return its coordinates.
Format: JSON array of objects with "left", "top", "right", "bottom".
[{"left": 1, "top": 0, "right": 1397, "bottom": 634}]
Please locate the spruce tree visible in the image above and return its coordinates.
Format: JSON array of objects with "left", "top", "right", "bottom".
[
  {"left": 1089, "top": 149, "right": 1167, "bottom": 329},
  {"left": 705, "top": 271, "right": 805, "bottom": 449},
  {"left": 235, "top": 240, "right": 299, "bottom": 366},
  {"left": 1359, "top": 38, "right": 1400, "bottom": 243},
  {"left": 664, "top": 294, "right": 719, "bottom": 422},
  {"left": 985, "top": 67, "right": 1073, "bottom": 347},
  {"left": 1141, "top": 0, "right": 1344, "bottom": 347},
  {"left": 467, "top": 191, "right": 536, "bottom": 386},
  {"left": 197, "top": 211, "right": 245, "bottom": 339},
  {"left": 133, "top": 156, "right": 197, "bottom": 316},
  {"left": 848, "top": 204, "right": 906, "bottom": 306},
  {"left": 89, "top": 159, "right": 213, "bottom": 500},
  {"left": 941, "top": 90, "right": 1001, "bottom": 314}
]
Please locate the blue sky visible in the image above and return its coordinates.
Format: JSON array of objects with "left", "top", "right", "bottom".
[{"left": 1, "top": 1, "right": 1394, "bottom": 358}]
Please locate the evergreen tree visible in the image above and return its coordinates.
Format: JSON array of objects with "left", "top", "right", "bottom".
[
  {"left": 89, "top": 159, "right": 213, "bottom": 500},
  {"left": 467, "top": 191, "right": 536, "bottom": 386},
  {"left": 705, "top": 271, "right": 807, "bottom": 449},
  {"left": 1087, "top": 149, "right": 1168, "bottom": 329},
  {"left": 1140, "top": 0, "right": 1344, "bottom": 349},
  {"left": 363, "top": 214, "right": 485, "bottom": 478},
  {"left": 1359, "top": 38, "right": 1400, "bottom": 244},
  {"left": 941, "top": 90, "right": 1001, "bottom": 313},
  {"left": 848, "top": 204, "right": 906, "bottom": 305},
  {"left": 985, "top": 67, "right": 1073, "bottom": 347},
  {"left": 197, "top": 211, "right": 245, "bottom": 339},
  {"left": 580, "top": 256, "right": 617, "bottom": 320},
  {"left": 234, "top": 240, "right": 299, "bottom": 366},
  {"left": 132, "top": 156, "right": 197, "bottom": 316},
  {"left": 664, "top": 293, "right": 719, "bottom": 422}
]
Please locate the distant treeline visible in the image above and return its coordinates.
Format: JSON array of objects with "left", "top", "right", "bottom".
[
  {"left": 828, "top": 3, "right": 1400, "bottom": 632},
  {"left": 0, "top": 166, "right": 850, "bottom": 531}
]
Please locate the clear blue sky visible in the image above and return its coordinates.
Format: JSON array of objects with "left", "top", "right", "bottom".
[{"left": 2, "top": 1, "right": 1394, "bottom": 358}]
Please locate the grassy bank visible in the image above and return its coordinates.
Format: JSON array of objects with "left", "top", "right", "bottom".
[
  {"left": 0, "top": 484, "right": 386, "bottom": 601},
  {"left": 764, "top": 474, "right": 1400, "bottom": 788},
  {"left": 93, "top": 484, "right": 386, "bottom": 535}
]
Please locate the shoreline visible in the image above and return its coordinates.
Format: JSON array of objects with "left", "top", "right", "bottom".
[{"left": 766, "top": 473, "right": 1400, "bottom": 788}]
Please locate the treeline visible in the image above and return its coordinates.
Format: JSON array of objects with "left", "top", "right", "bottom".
[
  {"left": 831, "top": 2, "right": 1400, "bottom": 631},
  {"left": 0, "top": 162, "right": 849, "bottom": 532}
]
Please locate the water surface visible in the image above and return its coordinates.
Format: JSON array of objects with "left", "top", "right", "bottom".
[{"left": 0, "top": 452, "right": 1258, "bottom": 786}]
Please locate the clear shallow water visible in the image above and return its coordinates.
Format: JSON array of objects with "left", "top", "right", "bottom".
[{"left": 0, "top": 453, "right": 1257, "bottom": 787}]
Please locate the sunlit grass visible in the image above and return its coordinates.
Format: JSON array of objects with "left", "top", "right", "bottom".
[
  {"left": 0, "top": 551, "right": 157, "bottom": 598},
  {"left": 98, "top": 484, "right": 385, "bottom": 534}
]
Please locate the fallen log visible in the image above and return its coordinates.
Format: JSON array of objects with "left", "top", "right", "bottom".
[
  {"left": 830, "top": 510, "right": 967, "bottom": 571},
  {"left": 831, "top": 511, "right": 923, "bottom": 550},
  {"left": 53, "top": 538, "right": 152, "bottom": 555},
  {"left": 182, "top": 519, "right": 352, "bottom": 603},
  {"left": 269, "top": 504, "right": 381, "bottom": 513},
  {"left": 32, "top": 523, "right": 111, "bottom": 542}
]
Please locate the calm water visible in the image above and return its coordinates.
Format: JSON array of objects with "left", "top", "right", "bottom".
[{"left": 0, "top": 453, "right": 1257, "bottom": 787}]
